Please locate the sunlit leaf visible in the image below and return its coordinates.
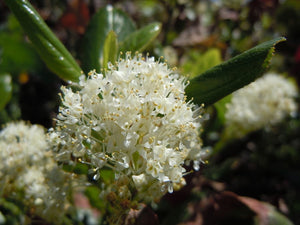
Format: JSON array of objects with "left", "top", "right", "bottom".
[
  {"left": 0, "top": 73, "right": 12, "bottom": 111},
  {"left": 4, "top": 0, "right": 82, "bottom": 82},
  {"left": 102, "top": 30, "right": 118, "bottom": 69},
  {"left": 119, "top": 22, "right": 161, "bottom": 53},
  {"left": 80, "top": 5, "right": 136, "bottom": 74},
  {"left": 186, "top": 37, "right": 286, "bottom": 106}
]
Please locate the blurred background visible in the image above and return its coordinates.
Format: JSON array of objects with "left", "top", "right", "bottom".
[{"left": 0, "top": 0, "right": 299, "bottom": 224}]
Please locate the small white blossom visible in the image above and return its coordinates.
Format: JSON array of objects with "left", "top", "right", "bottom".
[
  {"left": 225, "top": 73, "right": 298, "bottom": 138},
  {"left": 0, "top": 121, "right": 71, "bottom": 224},
  {"left": 50, "top": 53, "right": 205, "bottom": 202}
]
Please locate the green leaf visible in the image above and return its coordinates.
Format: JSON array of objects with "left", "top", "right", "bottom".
[
  {"left": 261, "top": 205, "right": 294, "bottom": 225},
  {"left": 119, "top": 22, "right": 162, "bottom": 53},
  {"left": 186, "top": 37, "right": 286, "bottom": 106},
  {"left": 0, "top": 198, "right": 24, "bottom": 225},
  {"left": 4, "top": 0, "right": 81, "bottom": 82},
  {"left": 99, "top": 169, "right": 115, "bottom": 184},
  {"left": 182, "top": 48, "right": 222, "bottom": 79},
  {"left": 80, "top": 5, "right": 136, "bottom": 74},
  {"left": 84, "top": 186, "right": 105, "bottom": 210},
  {"left": 214, "top": 94, "right": 232, "bottom": 125},
  {"left": 0, "top": 73, "right": 12, "bottom": 111},
  {"left": 102, "top": 30, "right": 118, "bottom": 70},
  {"left": 0, "top": 32, "right": 41, "bottom": 75}
]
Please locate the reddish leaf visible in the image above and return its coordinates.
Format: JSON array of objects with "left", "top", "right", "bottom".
[
  {"left": 60, "top": 0, "right": 90, "bottom": 34},
  {"left": 237, "top": 196, "right": 293, "bottom": 225},
  {"left": 237, "top": 196, "right": 270, "bottom": 224},
  {"left": 182, "top": 191, "right": 293, "bottom": 225},
  {"left": 294, "top": 46, "right": 300, "bottom": 63}
]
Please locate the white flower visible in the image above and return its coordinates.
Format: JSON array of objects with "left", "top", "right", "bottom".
[
  {"left": 0, "top": 121, "right": 71, "bottom": 224},
  {"left": 0, "top": 122, "right": 48, "bottom": 182},
  {"left": 225, "top": 73, "right": 298, "bottom": 138},
  {"left": 50, "top": 52, "right": 205, "bottom": 202}
]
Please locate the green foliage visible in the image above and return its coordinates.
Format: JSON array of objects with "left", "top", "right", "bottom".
[
  {"left": 0, "top": 15, "right": 42, "bottom": 75},
  {"left": 213, "top": 94, "right": 232, "bottom": 126},
  {"left": 102, "top": 31, "right": 119, "bottom": 70},
  {"left": 80, "top": 6, "right": 136, "bottom": 74},
  {"left": 0, "top": 198, "right": 24, "bottom": 225},
  {"left": 119, "top": 22, "right": 162, "bottom": 53},
  {"left": 81, "top": 6, "right": 161, "bottom": 74},
  {"left": 182, "top": 48, "right": 222, "bottom": 79},
  {"left": 0, "top": 74, "right": 12, "bottom": 111},
  {"left": 62, "top": 163, "right": 89, "bottom": 175},
  {"left": 85, "top": 186, "right": 105, "bottom": 211},
  {"left": 4, "top": 0, "right": 82, "bottom": 82},
  {"left": 99, "top": 169, "right": 115, "bottom": 185},
  {"left": 186, "top": 37, "right": 286, "bottom": 106},
  {"left": 0, "top": 34, "right": 40, "bottom": 75}
]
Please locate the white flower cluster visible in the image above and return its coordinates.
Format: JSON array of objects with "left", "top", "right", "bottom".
[
  {"left": 225, "top": 73, "right": 298, "bottom": 138},
  {"left": 50, "top": 53, "right": 204, "bottom": 201},
  {"left": 0, "top": 121, "right": 70, "bottom": 224}
]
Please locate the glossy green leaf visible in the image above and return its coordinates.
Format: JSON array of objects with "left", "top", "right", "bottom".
[
  {"left": 119, "top": 22, "right": 162, "bottom": 53},
  {"left": 186, "top": 37, "right": 286, "bottom": 106},
  {"left": 0, "top": 73, "right": 13, "bottom": 111},
  {"left": 4, "top": 0, "right": 81, "bottom": 82},
  {"left": 80, "top": 5, "right": 136, "bottom": 74},
  {"left": 102, "top": 30, "right": 118, "bottom": 70}
]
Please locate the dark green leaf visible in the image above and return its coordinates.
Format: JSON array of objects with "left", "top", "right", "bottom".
[
  {"left": 80, "top": 6, "right": 136, "bottom": 74},
  {"left": 119, "top": 22, "right": 161, "bottom": 53},
  {"left": 85, "top": 186, "right": 105, "bottom": 210},
  {"left": 102, "top": 30, "right": 118, "bottom": 69},
  {"left": 0, "top": 198, "right": 24, "bottom": 225},
  {"left": 186, "top": 37, "right": 286, "bottom": 106},
  {"left": 0, "top": 73, "right": 12, "bottom": 111},
  {"left": 4, "top": 0, "right": 81, "bottom": 82}
]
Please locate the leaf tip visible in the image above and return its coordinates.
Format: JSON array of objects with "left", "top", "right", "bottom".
[{"left": 263, "top": 36, "right": 286, "bottom": 70}]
